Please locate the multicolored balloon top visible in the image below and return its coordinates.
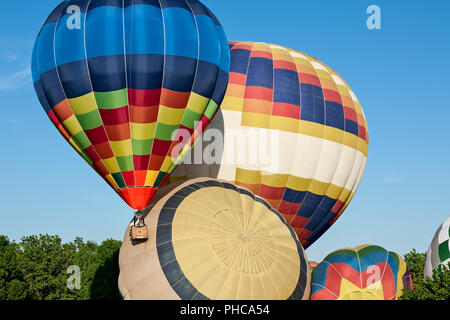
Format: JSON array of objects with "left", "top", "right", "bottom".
[
  {"left": 311, "top": 245, "right": 413, "bottom": 300},
  {"left": 171, "top": 41, "right": 369, "bottom": 248},
  {"left": 31, "top": 0, "right": 230, "bottom": 209},
  {"left": 424, "top": 216, "right": 450, "bottom": 278}
]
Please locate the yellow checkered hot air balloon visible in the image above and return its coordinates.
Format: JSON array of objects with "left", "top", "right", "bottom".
[{"left": 32, "top": 0, "right": 230, "bottom": 210}]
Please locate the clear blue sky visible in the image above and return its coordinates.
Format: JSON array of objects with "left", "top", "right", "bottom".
[{"left": 0, "top": 0, "right": 449, "bottom": 262}]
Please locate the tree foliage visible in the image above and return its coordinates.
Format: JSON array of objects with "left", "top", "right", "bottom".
[
  {"left": 0, "top": 235, "right": 122, "bottom": 300},
  {"left": 400, "top": 249, "right": 450, "bottom": 300},
  {"left": 2, "top": 236, "right": 449, "bottom": 300}
]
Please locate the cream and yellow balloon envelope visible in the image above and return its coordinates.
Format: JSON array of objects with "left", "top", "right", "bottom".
[{"left": 119, "top": 178, "right": 310, "bottom": 300}]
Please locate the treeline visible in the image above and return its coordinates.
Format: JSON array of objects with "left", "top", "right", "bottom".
[
  {"left": 0, "top": 235, "right": 122, "bottom": 300},
  {"left": 0, "top": 234, "right": 448, "bottom": 300},
  {"left": 400, "top": 249, "right": 450, "bottom": 300}
]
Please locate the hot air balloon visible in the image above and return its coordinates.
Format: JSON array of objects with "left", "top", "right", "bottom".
[
  {"left": 310, "top": 245, "right": 413, "bottom": 300},
  {"left": 118, "top": 178, "right": 311, "bottom": 300},
  {"left": 424, "top": 216, "right": 450, "bottom": 278},
  {"left": 170, "top": 41, "right": 369, "bottom": 248},
  {"left": 31, "top": 0, "right": 230, "bottom": 210}
]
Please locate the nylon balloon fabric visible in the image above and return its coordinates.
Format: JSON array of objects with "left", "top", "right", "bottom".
[
  {"left": 310, "top": 245, "right": 413, "bottom": 300},
  {"left": 424, "top": 216, "right": 450, "bottom": 278},
  {"left": 118, "top": 178, "right": 311, "bottom": 300},
  {"left": 170, "top": 41, "right": 369, "bottom": 248},
  {"left": 31, "top": 0, "right": 230, "bottom": 209}
]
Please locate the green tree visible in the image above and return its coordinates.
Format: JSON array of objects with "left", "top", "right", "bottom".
[
  {"left": 7, "top": 279, "right": 27, "bottom": 300},
  {"left": 0, "top": 236, "right": 24, "bottom": 300},
  {"left": 400, "top": 249, "right": 450, "bottom": 300},
  {"left": 62, "top": 237, "right": 122, "bottom": 300},
  {"left": 0, "top": 234, "right": 123, "bottom": 300},
  {"left": 90, "top": 239, "right": 122, "bottom": 300},
  {"left": 61, "top": 237, "right": 100, "bottom": 300},
  {"left": 18, "top": 234, "right": 73, "bottom": 300}
]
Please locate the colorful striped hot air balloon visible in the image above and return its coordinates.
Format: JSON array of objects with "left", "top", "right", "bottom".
[
  {"left": 424, "top": 216, "right": 450, "bottom": 278},
  {"left": 118, "top": 178, "right": 311, "bottom": 300},
  {"left": 310, "top": 245, "right": 413, "bottom": 300},
  {"left": 170, "top": 41, "right": 369, "bottom": 248},
  {"left": 31, "top": 0, "right": 230, "bottom": 209}
]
